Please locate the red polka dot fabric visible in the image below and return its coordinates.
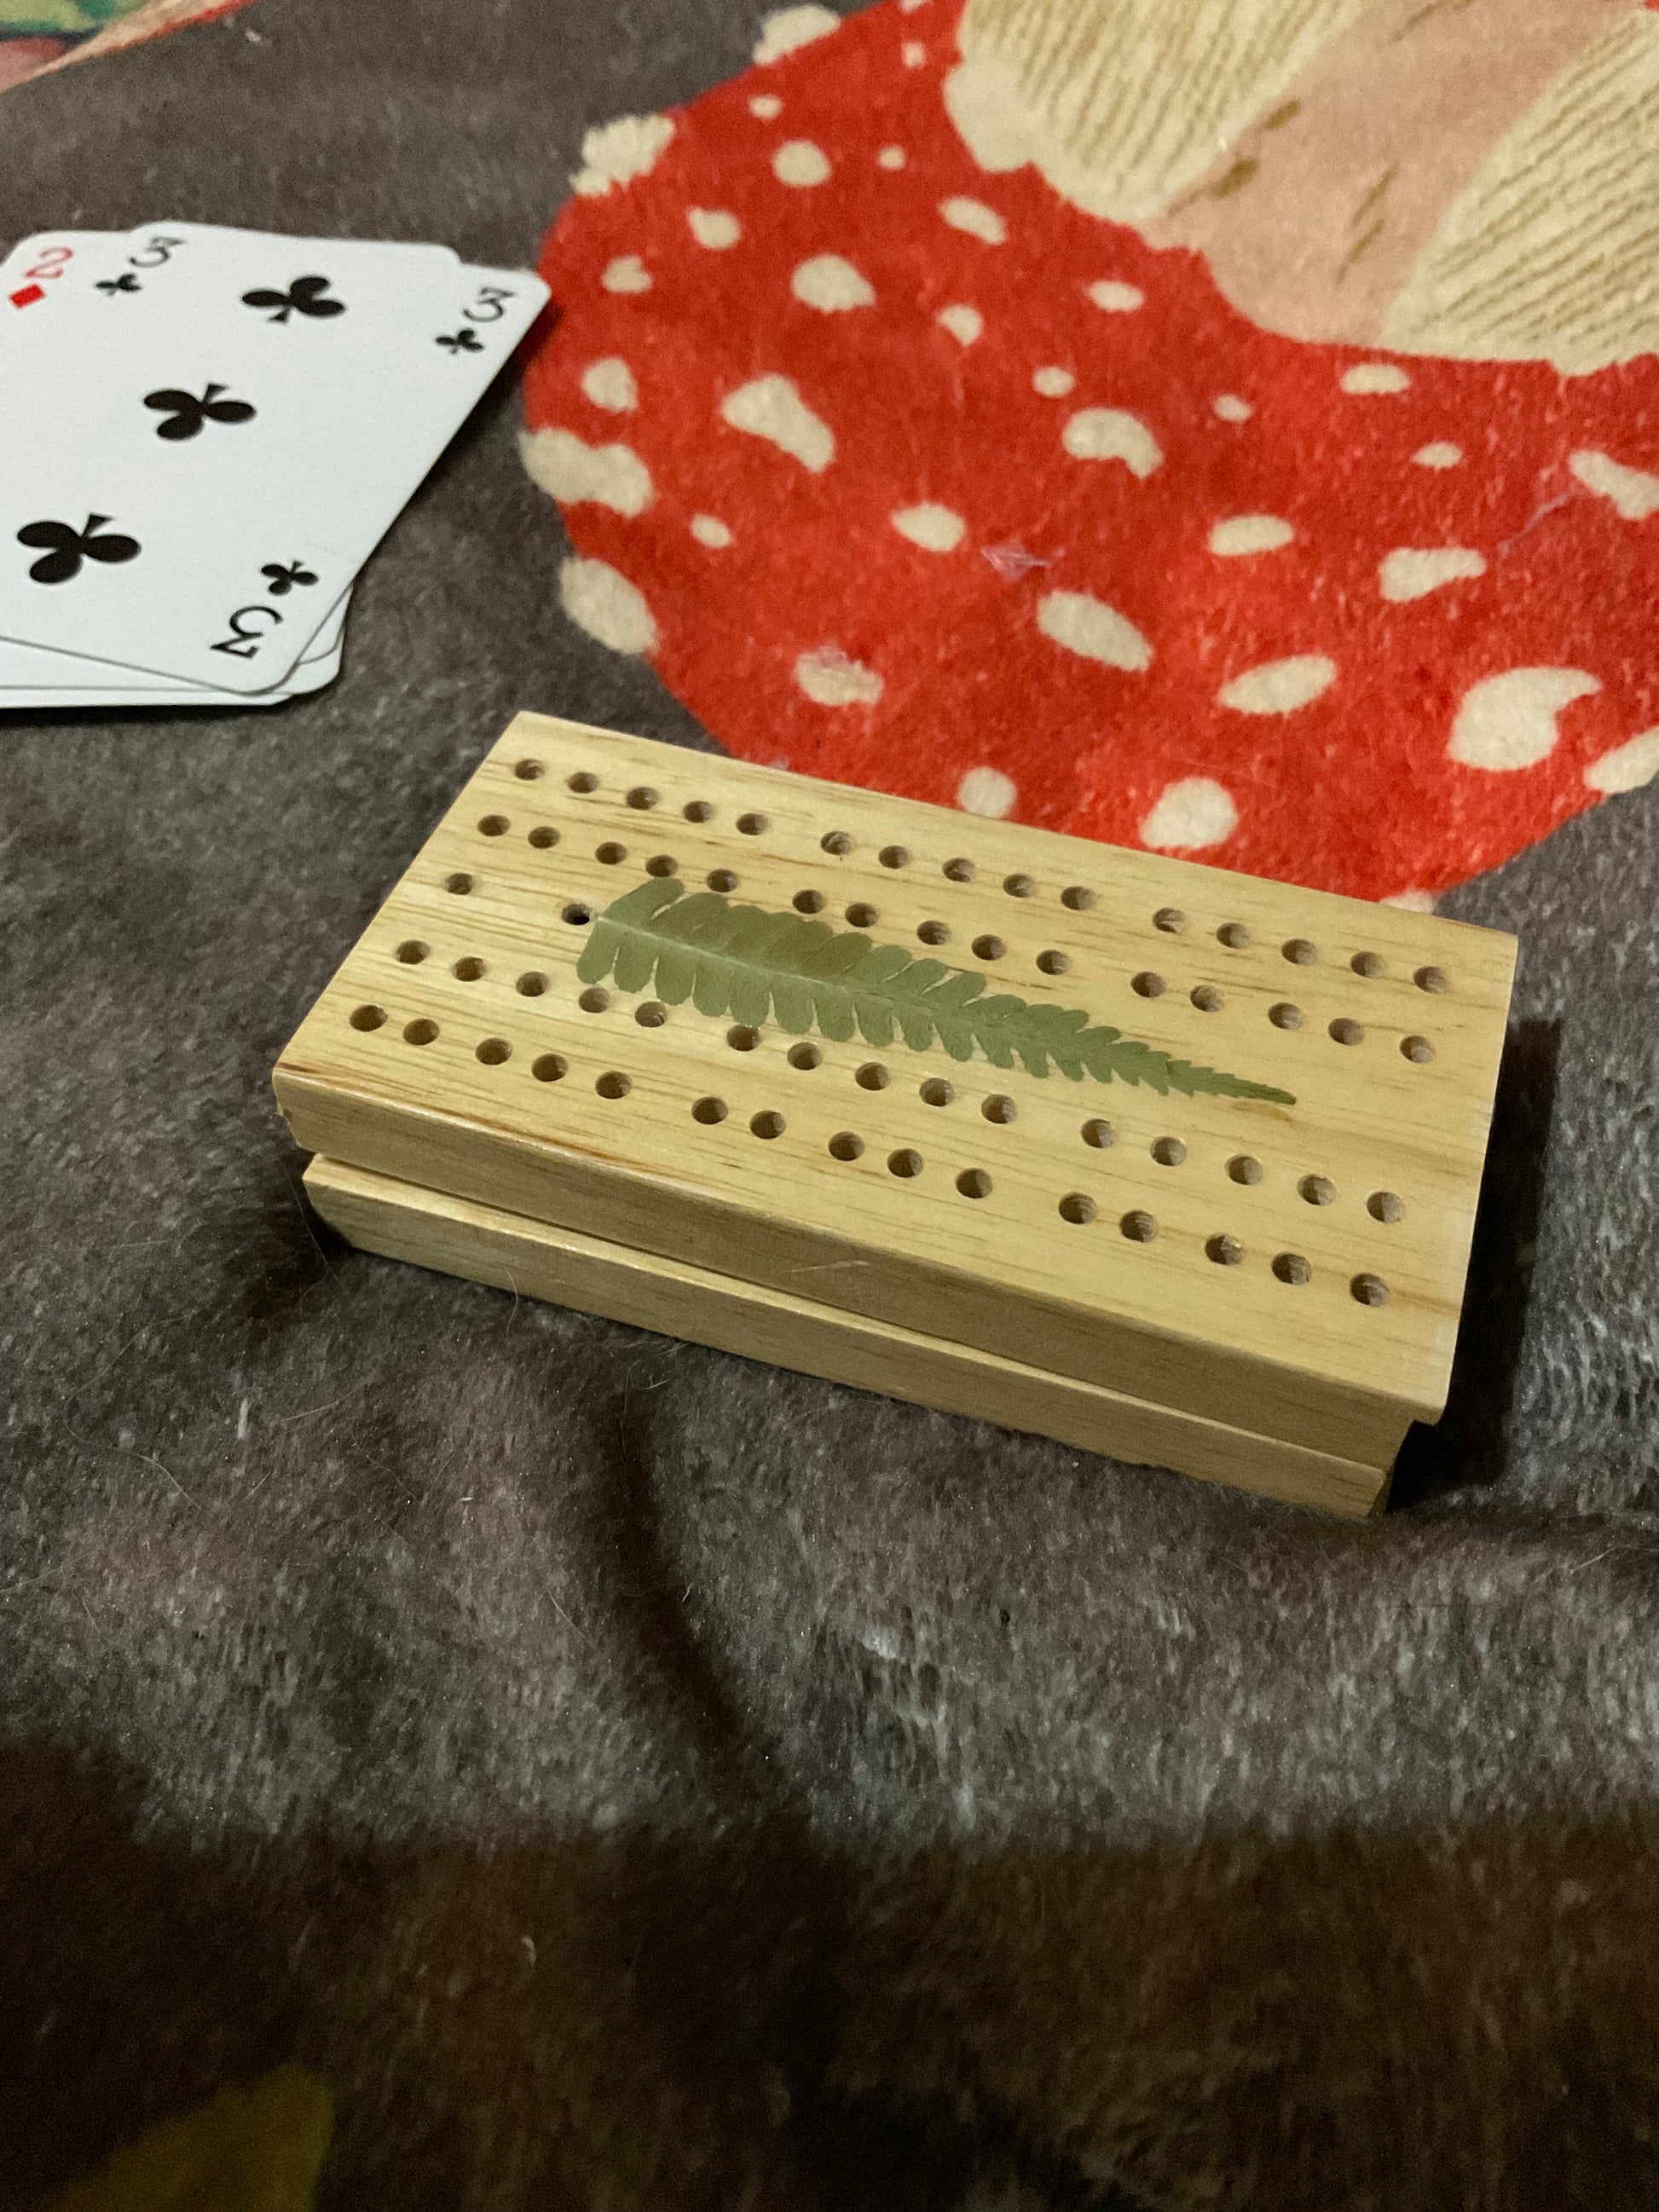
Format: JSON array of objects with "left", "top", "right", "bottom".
[{"left": 522, "top": 0, "right": 1659, "bottom": 903}]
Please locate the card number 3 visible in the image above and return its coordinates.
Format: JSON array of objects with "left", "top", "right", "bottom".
[
  {"left": 209, "top": 605, "right": 283, "bottom": 660},
  {"left": 462, "top": 284, "right": 516, "bottom": 325}
]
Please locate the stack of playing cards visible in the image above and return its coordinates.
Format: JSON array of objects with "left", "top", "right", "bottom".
[{"left": 2, "top": 224, "right": 550, "bottom": 711}]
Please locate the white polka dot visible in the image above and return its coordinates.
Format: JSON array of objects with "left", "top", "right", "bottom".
[
  {"left": 1413, "top": 442, "right": 1463, "bottom": 470},
  {"left": 773, "top": 140, "right": 831, "bottom": 187},
  {"left": 891, "top": 502, "right": 966, "bottom": 552},
  {"left": 1450, "top": 668, "right": 1599, "bottom": 771},
  {"left": 520, "top": 427, "right": 653, "bottom": 517},
  {"left": 571, "top": 113, "right": 674, "bottom": 198},
  {"left": 1037, "top": 591, "right": 1152, "bottom": 673},
  {"left": 753, "top": 4, "right": 839, "bottom": 64},
  {"left": 1383, "top": 888, "right": 1437, "bottom": 912},
  {"left": 1569, "top": 448, "right": 1659, "bottom": 523},
  {"left": 1217, "top": 656, "right": 1336, "bottom": 713},
  {"left": 687, "top": 207, "right": 742, "bottom": 249},
  {"left": 691, "top": 514, "right": 733, "bottom": 548},
  {"left": 720, "top": 374, "right": 835, "bottom": 471},
  {"left": 601, "top": 255, "right": 651, "bottom": 294},
  {"left": 1341, "top": 362, "right": 1411, "bottom": 395},
  {"left": 939, "top": 195, "right": 1006, "bottom": 244},
  {"left": 749, "top": 94, "right": 783, "bottom": 119},
  {"left": 936, "top": 303, "right": 982, "bottom": 345},
  {"left": 1379, "top": 546, "right": 1486, "bottom": 602},
  {"left": 791, "top": 254, "right": 876, "bottom": 312},
  {"left": 902, "top": 39, "right": 926, "bottom": 65},
  {"left": 957, "top": 766, "right": 1017, "bottom": 817},
  {"left": 877, "top": 144, "right": 906, "bottom": 170},
  {"left": 1139, "top": 778, "right": 1238, "bottom": 852},
  {"left": 795, "top": 646, "right": 882, "bottom": 706},
  {"left": 1061, "top": 407, "right": 1162, "bottom": 478},
  {"left": 1208, "top": 515, "right": 1293, "bottom": 557},
  {"left": 1584, "top": 726, "right": 1659, "bottom": 794},
  {"left": 1086, "top": 280, "right": 1143, "bottom": 312},
  {"left": 1212, "top": 394, "right": 1252, "bottom": 421},
  {"left": 581, "top": 357, "right": 637, "bottom": 413},
  {"left": 1032, "top": 367, "right": 1074, "bottom": 397},
  {"left": 558, "top": 557, "right": 657, "bottom": 655},
  {"left": 899, "top": 0, "right": 928, "bottom": 11}
]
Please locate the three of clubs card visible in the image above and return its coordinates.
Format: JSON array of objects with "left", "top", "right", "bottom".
[{"left": 1, "top": 223, "right": 549, "bottom": 709}]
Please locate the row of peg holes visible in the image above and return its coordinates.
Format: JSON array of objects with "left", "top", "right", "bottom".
[
  {"left": 476, "top": 812, "right": 1444, "bottom": 1050},
  {"left": 505, "top": 766, "right": 1452, "bottom": 992}
]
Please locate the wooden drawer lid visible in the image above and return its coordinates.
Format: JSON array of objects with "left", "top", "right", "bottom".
[{"left": 275, "top": 713, "right": 1516, "bottom": 1462}]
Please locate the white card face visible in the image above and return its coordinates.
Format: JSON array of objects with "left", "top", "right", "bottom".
[
  {"left": 2, "top": 224, "right": 547, "bottom": 692},
  {"left": 0, "top": 593, "right": 349, "bottom": 709}
]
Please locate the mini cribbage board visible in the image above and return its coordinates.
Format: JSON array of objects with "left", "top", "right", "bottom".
[{"left": 275, "top": 712, "right": 1518, "bottom": 1517}]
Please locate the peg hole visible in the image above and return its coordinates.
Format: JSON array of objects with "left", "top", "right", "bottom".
[
  {"left": 1151, "top": 1136, "right": 1186, "bottom": 1167},
  {"left": 1003, "top": 873, "right": 1036, "bottom": 898},
  {"left": 726, "top": 1025, "right": 760, "bottom": 1052},
  {"left": 625, "top": 785, "right": 658, "bottom": 811},
  {"left": 1281, "top": 939, "right": 1317, "bottom": 965},
  {"left": 1329, "top": 1018, "right": 1364, "bottom": 1047},
  {"left": 1367, "top": 1190, "right": 1404, "bottom": 1223},
  {"left": 1153, "top": 907, "right": 1187, "bottom": 934},
  {"left": 566, "top": 771, "right": 598, "bottom": 793},
  {"left": 1351, "top": 1272, "right": 1390, "bottom": 1307},
  {"left": 847, "top": 902, "right": 879, "bottom": 928},
  {"left": 820, "top": 829, "right": 852, "bottom": 855},
  {"left": 1414, "top": 966, "right": 1448, "bottom": 995},
  {"left": 1190, "top": 985, "right": 1223, "bottom": 1013},
  {"left": 1227, "top": 1154, "right": 1263, "bottom": 1186},
  {"left": 634, "top": 1002, "right": 668, "bottom": 1029},
  {"left": 1131, "top": 972, "right": 1165, "bottom": 998},
  {"left": 707, "top": 869, "right": 738, "bottom": 893},
  {"left": 1080, "top": 1118, "right": 1113, "bottom": 1149},
  {"left": 1350, "top": 950, "right": 1384, "bottom": 979},
  {"left": 596, "top": 842, "right": 627, "bottom": 865},
  {"left": 477, "top": 814, "right": 509, "bottom": 837},
  {"left": 476, "top": 1037, "right": 511, "bottom": 1066},
  {"left": 943, "top": 856, "right": 975, "bottom": 882},
  {"left": 691, "top": 1095, "right": 727, "bottom": 1124},
  {"left": 1401, "top": 1035, "right": 1436, "bottom": 1065},
  {"left": 737, "top": 811, "right": 768, "bottom": 835},
  {"left": 887, "top": 1147, "right": 923, "bottom": 1178},
  {"left": 443, "top": 872, "right": 473, "bottom": 896},
  {"left": 957, "top": 1169, "right": 992, "bottom": 1198},
  {"left": 683, "top": 800, "right": 714, "bottom": 823},
  {"left": 856, "top": 1062, "right": 890, "bottom": 1091},
  {"left": 920, "top": 1078, "right": 953, "bottom": 1106},
  {"left": 829, "top": 1131, "right": 864, "bottom": 1162},
  {"left": 1299, "top": 1174, "right": 1335, "bottom": 1206},
  {"left": 1037, "top": 950, "right": 1070, "bottom": 976},
  {"left": 403, "top": 1019, "right": 438, "bottom": 1047},
  {"left": 595, "top": 1071, "right": 631, "bottom": 1100},
  {"left": 1059, "top": 1193, "right": 1096, "bottom": 1226},
  {"left": 879, "top": 845, "right": 910, "bottom": 869},
  {"left": 512, "top": 759, "right": 543, "bottom": 781},
  {"left": 982, "top": 1094, "right": 1017, "bottom": 1124},
  {"left": 527, "top": 825, "right": 559, "bottom": 850},
  {"left": 531, "top": 1053, "right": 567, "bottom": 1083},
  {"left": 1269, "top": 1002, "right": 1303, "bottom": 1030},
  {"left": 578, "top": 988, "right": 610, "bottom": 1014},
  {"left": 452, "top": 956, "right": 485, "bottom": 982},
  {"left": 349, "top": 1004, "right": 385, "bottom": 1031},
  {"left": 645, "top": 853, "right": 679, "bottom": 878},
  {"left": 395, "top": 939, "right": 428, "bottom": 964},
  {"left": 561, "top": 903, "right": 592, "bottom": 927},
  {"left": 793, "top": 888, "right": 825, "bottom": 914},
  {"left": 1217, "top": 922, "right": 1251, "bottom": 950},
  {"left": 1061, "top": 886, "right": 1096, "bottom": 911},
  {"left": 1272, "top": 1252, "right": 1310, "bottom": 1285},
  {"left": 1205, "top": 1233, "right": 1243, "bottom": 1266},
  {"left": 516, "top": 972, "right": 548, "bottom": 996},
  {"left": 1119, "top": 1208, "right": 1156, "bottom": 1241},
  {"left": 972, "top": 935, "right": 1006, "bottom": 962},
  {"left": 750, "top": 1110, "right": 785, "bottom": 1140},
  {"left": 917, "top": 919, "right": 951, "bottom": 946}
]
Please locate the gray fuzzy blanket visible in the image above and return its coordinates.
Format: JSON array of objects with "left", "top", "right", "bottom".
[{"left": 3, "top": 2, "right": 1656, "bottom": 2204}]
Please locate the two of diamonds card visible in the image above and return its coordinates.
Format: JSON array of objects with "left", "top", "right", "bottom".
[{"left": 1, "top": 223, "right": 549, "bottom": 708}]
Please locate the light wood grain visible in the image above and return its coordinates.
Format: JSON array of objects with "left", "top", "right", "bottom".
[
  {"left": 275, "top": 712, "right": 1514, "bottom": 1463},
  {"left": 304, "top": 1156, "right": 1391, "bottom": 1517}
]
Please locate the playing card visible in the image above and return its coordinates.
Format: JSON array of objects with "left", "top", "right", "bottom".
[
  {"left": 1, "top": 223, "right": 547, "bottom": 694},
  {"left": 0, "top": 592, "right": 350, "bottom": 710}
]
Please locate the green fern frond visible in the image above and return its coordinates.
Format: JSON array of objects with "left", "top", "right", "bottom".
[{"left": 576, "top": 877, "right": 1295, "bottom": 1106}]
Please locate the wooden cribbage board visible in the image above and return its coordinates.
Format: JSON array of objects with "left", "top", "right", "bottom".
[{"left": 276, "top": 712, "right": 1517, "bottom": 1516}]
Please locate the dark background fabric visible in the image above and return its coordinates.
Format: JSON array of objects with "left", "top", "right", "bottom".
[{"left": 3, "top": 2, "right": 1657, "bottom": 2203}]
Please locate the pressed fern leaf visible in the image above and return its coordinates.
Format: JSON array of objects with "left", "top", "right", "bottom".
[{"left": 577, "top": 877, "right": 1296, "bottom": 1104}]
